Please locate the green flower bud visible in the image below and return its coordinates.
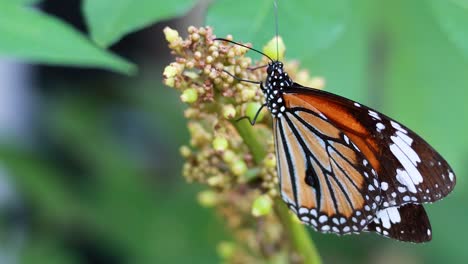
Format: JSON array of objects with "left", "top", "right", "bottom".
[
  {"left": 207, "top": 175, "right": 223, "bottom": 186},
  {"left": 245, "top": 102, "right": 264, "bottom": 123},
  {"left": 164, "top": 77, "right": 175, "bottom": 87},
  {"left": 222, "top": 104, "right": 236, "bottom": 119},
  {"left": 252, "top": 194, "right": 273, "bottom": 217},
  {"left": 231, "top": 160, "right": 247, "bottom": 176},
  {"left": 213, "top": 137, "right": 229, "bottom": 151},
  {"left": 197, "top": 190, "right": 218, "bottom": 207},
  {"left": 217, "top": 241, "right": 235, "bottom": 259},
  {"left": 163, "top": 27, "right": 179, "bottom": 44},
  {"left": 241, "top": 88, "right": 256, "bottom": 101},
  {"left": 222, "top": 150, "right": 236, "bottom": 163},
  {"left": 180, "top": 88, "right": 198, "bottom": 103},
  {"left": 179, "top": 145, "right": 191, "bottom": 158},
  {"left": 163, "top": 65, "right": 177, "bottom": 78},
  {"left": 264, "top": 153, "right": 276, "bottom": 168},
  {"left": 263, "top": 36, "right": 286, "bottom": 61}
]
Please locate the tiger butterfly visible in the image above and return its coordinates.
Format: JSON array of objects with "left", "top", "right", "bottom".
[{"left": 214, "top": 4, "right": 455, "bottom": 244}]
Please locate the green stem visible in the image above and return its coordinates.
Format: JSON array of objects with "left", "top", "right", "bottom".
[
  {"left": 274, "top": 201, "right": 322, "bottom": 264},
  {"left": 232, "top": 118, "right": 322, "bottom": 264},
  {"left": 232, "top": 119, "right": 267, "bottom": 165}
]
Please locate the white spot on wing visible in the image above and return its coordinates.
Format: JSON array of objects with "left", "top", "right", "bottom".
[
  {"left": 381, "top": 182, "right": 388, "bottom": 191},
  {"left": 368, "top": 110, "right": 381, "bottom": 120},
  {"left": 396, "top": 130, "right": 413, "bottom": 145},
  {"left": 396, "top": 169, "right": 417, "bottom": 193},
  {"left": 390, "top": 143, "right": 423, "bottom": 186},
  {"left": 391, "top": 120, "right": 407, "bottom": 134},
  {"left": 449, "top": 172, "right": 454, "bottom": 182},
  {"left": 319, "top": 215, "right": 328, "bottom": 223},
  {"left": 376, "top": 206, "right": 401, "bottom": 229},
  {"left": 376, "top": 122, "right": 385, "bottom": 132},
  {"left": 391, "top": 134, "right": 420, "bottom": 166}
]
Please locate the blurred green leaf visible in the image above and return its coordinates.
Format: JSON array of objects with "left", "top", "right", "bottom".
[
  {"left": 0, "top": 146, "right": 82, "bottom": 222},
  {"left": 83, "top": 0, "right": 196, "bottom": 47},
  {"left": 21, "top": 239, "right": 79, "bottom": 264},
  {"left": 429, "top": 0, "right": 468, "bottom": 58},
  {"left": 0, "top": 3, "right": 136, "bottom": 74},
  {"left": 8, "top": 0, "right": 41, "bottom": 5},
  {"left": 206, "top": 0, "right": 350, "bottom": 61}
]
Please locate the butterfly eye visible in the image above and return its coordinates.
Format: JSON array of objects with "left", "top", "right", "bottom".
[{"left": 266, "top": 65, "right": 273, "bottom": 75}]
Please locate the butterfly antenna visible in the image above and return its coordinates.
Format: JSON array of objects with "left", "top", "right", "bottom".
[
  {"left": 274, "top": 0, "right": 279, "bottom": 61},
  {"left": 213, "top": 38, "right": 274, "bottom": 62}
]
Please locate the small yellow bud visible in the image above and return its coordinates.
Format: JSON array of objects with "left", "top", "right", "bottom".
[
  {"left": 222, "top": 150, "right": 236, "bottom": 163},
  {"left": 199, "top": 27, "right": 206, "bottom": 36},
  {"left": 222, "top": 104, "right": 236, "bottom": 119},
  {"left": 264, "top": 153, "right": 276, "bottom": 168},
  {"left": 263, "top": 36, "right": 286, "bottom": 61},
  {"left": 197, "top": 190, "right": 218, "bottom": 207},
  {"left": 163, "top": 27, "right": 179, "bottom": 44},
  {"left": 180, "top": 88, "right": 198, "bottom": 103},
  {"left": 163, "top": 65, "right": 177, "bottom": 79},
  {"left": 179, "top": 145, "right": 191, "bottom": 158},
  {"left": 192, "top": 32, "right": 200, "bottom": 41},
  {"left": 207, "top": 175, "right": 223, "bottom": 186},
  {"left": 252, "top": 194, "right": 273, "bottom": 217},
  {"left": 187, "top": 26, "right": 196, "bottom": 33},
  {"left": 241, "top": 88, "right": 256, "bottom": 101},
  {"left": 164, "top": 77, "right": 175, "bottom": 87},
  {"left": 217, "top": 241, "right": 235, "bottom": 259},
  {"left": 213, "top": 137, "right": 228, "bottom": 151},
  {"left": 231, "top": 160, "right": 247, "bottom": 176}
]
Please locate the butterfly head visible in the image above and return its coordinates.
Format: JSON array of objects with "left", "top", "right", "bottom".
[{"left": 264, "top": 61, "right": 293, "bottom": 118}]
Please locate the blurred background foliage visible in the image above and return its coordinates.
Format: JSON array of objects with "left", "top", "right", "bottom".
[{"left": 0, "top": 0, "right": 467, "bottom": 263}]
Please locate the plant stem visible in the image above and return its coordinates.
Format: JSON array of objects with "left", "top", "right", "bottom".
[
  {"left": 274, "top": 201, "right": 322, "bottom": 264},
  {"left": 232, "top": 118, "right": 323, "bottom": 264},
  {"left": 232, "top": 119, "right": 267, "bottom": 165}
]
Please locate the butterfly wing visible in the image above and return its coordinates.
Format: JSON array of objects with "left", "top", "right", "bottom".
[
  {"left": 365, "top": 204, "right": 432, "bottom": 243},
  {"left": 273, "top": 99, "right": 382, "bottom": 235},
  {"left": 283, "top": 83, "right": 456, "bottom": 209}
]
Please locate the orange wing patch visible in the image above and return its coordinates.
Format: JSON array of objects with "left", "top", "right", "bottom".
[{"left": 284, "top": 93, "right": 381, "bottom": 174}]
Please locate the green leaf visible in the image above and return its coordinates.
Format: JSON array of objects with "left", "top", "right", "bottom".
[
  {"left": 206, "top": 0, "right": 351, "bottom": 61},
  {"left": 429, "top": 0, "right": 468, "bottom": 58},
  {"left": 7, "top": 0, "right": 41, "bottom": 5},
  {"left": 83, "top": 0, "right": 196, "bottom": 47},
  {"left": 0, "top": 3, "right": 136, "bottom": 74}
]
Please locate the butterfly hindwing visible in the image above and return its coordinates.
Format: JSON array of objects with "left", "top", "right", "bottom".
[{"left": 365, "top": 203, "right": 432, "bottom": 243}]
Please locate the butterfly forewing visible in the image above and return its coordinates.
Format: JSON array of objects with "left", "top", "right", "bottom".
[
  {"left": 274, "top": 99, "right": 382, "bottom": 234},
  {"left": 285, "top": 83, "right": 456, "bottom": 209}
]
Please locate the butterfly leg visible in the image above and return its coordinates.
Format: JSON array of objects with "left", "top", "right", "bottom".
[
  {"left": 237, "top": 104, "right": 267, "bottom": 126},
  {"left": 221, "top": 70, "right": 262, "bottom": 85},
  {"left": 248, "top": 64, "right": 268, "bottom": 71}
]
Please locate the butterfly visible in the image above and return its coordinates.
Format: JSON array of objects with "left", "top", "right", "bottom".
[{"left": 214, "top": 38, "right": 456, "bottom": 243}]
